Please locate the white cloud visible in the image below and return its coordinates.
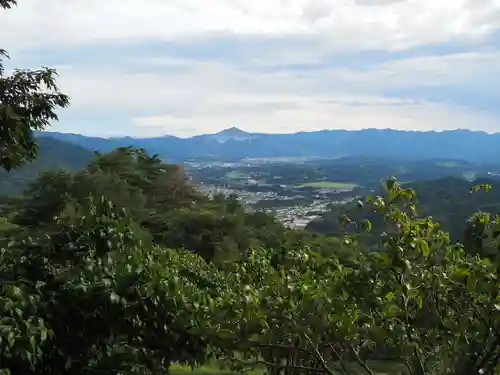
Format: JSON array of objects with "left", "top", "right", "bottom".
[
  {"left": 56, "top": 51, "right": 500, "bottom": 109},
  {"left": 2, "top": 0, "right": 500, "bottom": 137},
  {"left": 1, "top": 0, "right": 500, "bottom": 51},
  {"left": 49, "top": 52, "right": 500, "bottom": 137},
  {"left": 313, "top": 51, "right": 500, "bottom": 91},
  {"left": 133, "top": 100, "right": 500, "bottom": 138}
]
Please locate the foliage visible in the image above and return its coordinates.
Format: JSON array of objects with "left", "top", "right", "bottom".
[
  {"left": 0, "top": 1, "right": 69, "bottom": 171},
  {"left": 1, "top": 196, "right": 225, "bottom": 374},
  {"left": 308, "top": 177, "right": 500, "bottom": 255},
  {"left": 0, "top": 0, "right": 16, "bottom": 9}
]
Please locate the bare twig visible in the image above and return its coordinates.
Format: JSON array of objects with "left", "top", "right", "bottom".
[
  {"left": 303, "top": 333, "right": 338, "bottom": 375},
  {"left": 326, "top": 341, "right": 350, "bottom": 375},
  {"left": 346, "top": 342, "right": 374, "bottom": 375},
  {"left": 402, "top": 359, "right": 414, "bottom": 375},
  {"left": 230, "top": 357, "right": 335, "bottom": 374}
]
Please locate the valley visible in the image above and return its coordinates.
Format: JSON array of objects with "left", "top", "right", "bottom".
[
  {"left": 4, "top": 135, "right": 500, "bottom": 241},
  {"left": 186, "top": 155, "right": 500, "bottom": 229}
]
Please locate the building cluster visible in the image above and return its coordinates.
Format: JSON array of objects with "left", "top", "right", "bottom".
[{"left": 196, "top": 184, "right": 350, "bottom": 229}]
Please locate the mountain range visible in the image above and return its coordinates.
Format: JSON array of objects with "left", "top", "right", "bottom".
[{"left": 37, "top": 127, "right": 500, "bottom": 162}]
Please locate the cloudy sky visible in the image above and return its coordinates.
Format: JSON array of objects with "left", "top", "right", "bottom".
[{"left": 1, "top": 0, "right": 500, "bottom": 138}]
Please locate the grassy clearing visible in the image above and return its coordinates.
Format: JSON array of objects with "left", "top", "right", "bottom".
[
  {"left": 170, "top": 364, "right": 230, "bottom": 375},
  {"left": 170, "top": 361, "right": 401, "bottom": 375},
  {"left": 298, "top": 181, "right": 359, "bottom": 189},
  {"left": 226, "top": 171, "right": 247, "bottom": 180},
  {"left": 437, "top": 161, "right": 460, "bottom": 168},
  {"left": 0, "top": 217, "right": 17, "bottom": 232},
  {"left": 170, "top": 363, "right": 261, "bottom": 375}
]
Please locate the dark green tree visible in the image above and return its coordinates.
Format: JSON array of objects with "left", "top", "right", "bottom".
[
  {"left": 2, "top": 196, "right": 222, "bottom": 375},
  {"left": 0, "top": 0, "right": 69, "bottom": 171}
]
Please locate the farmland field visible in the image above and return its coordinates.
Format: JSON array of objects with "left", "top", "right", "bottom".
[
  {"left": 436, "top": 161, "right": 460, "bottom": 168},
  {"left": 170, "top": 364, "right": 261, "bottom": 375},
  {"left": 169, "top": 361, "right": 402, "bottom": 375},
  {"left": 297, "top": 181, "right": 359, "bottom": 189},
  {"left": 226, "top": 171, "right": 247, "bottom": 180}
]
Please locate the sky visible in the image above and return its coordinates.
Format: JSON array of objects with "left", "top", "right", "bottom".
[{"left": 1, "top": 0, "right": 500, "bottom": 138}]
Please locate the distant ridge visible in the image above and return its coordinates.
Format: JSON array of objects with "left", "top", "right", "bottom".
[{"left": 37, "top": 128, "right": 500, "bottom": 162}]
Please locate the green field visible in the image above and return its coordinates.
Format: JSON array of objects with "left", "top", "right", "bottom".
[
  {"left": 0, "top": 217, "right": 17, "bottom": 232},
  {"left": 170, "top": 364, "right": 232, "bottom": 375},
  {"left": 297, "top": 181, "right": 358, "bottom": 189},
  {"left": 169, "top": 361, "right": 400, "bottom": 375},
  {"left": 437, "top": 161, "right": 460, "bottom": 168},
  {"left": 226, "top": 171, "right": 247, "bottom": 180},
  {"left": 170, "top": 364, "right": 261, "bottom": 375}
]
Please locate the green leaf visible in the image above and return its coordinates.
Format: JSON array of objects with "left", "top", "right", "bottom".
[
  {"left": 385, "top": 292, "right": 395, "bottom": 301},
  {"left": 416, "top": 295, "right": 423, "bottom": 309},
  {"left": 467, "top": 274, "right": 476, "bottom": 292},
  {"left": 418, "top": 240, "right": 430, "bottom": 258},
  {"left": 29, "top": 335, "right": 36, "bottom": 353},
  {"left": 361, "top": 219, "right": 372, "bottom": 233}
]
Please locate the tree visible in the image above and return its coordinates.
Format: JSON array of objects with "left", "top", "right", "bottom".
[
  {"left": 0, "top": 0, "right": 16, "bottom": 9},
  {"left": 12, "top": 169, "right": 75, "bottom": 228},
  {"left": 0, "top": 0, "right": 69, "bottom": 171},
  {"left": 1, "top": 196, "right": 224, "bottom": 375}
]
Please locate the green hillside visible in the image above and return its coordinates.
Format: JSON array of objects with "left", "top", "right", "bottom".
[
  {"left": 308, "top": 176, "right": 500, "bottom": 246},
  {"left": 0, "top": 136, "right": 94, "bottom": 196}
]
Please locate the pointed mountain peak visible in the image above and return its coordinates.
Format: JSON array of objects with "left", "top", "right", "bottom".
[
  {"left": 216, "top": 127, "right": 248, "bottom": 135},
  {"left": 205, "top": 127, "right": 255, "bottom": 144}
]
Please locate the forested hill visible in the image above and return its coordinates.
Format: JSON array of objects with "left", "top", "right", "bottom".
[
  {"left": 0, "top": 147, "right": 353, "bottom": 263},
  {"left": 0, "top": 136, "right": 94, "bottom": 196},
  {"left": 307, "top": 176, "right": 500, "bottom": 245}
]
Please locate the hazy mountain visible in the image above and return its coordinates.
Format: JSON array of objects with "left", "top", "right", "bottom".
[
  {"left": 0, "top": 137, "right": 94, "bottom": 196},
  {"left": 38, "top": 128, "right": 500, "bottom": 162},
  {"left": 201, "top": 127, "right": 258, "bottom": 143}
]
